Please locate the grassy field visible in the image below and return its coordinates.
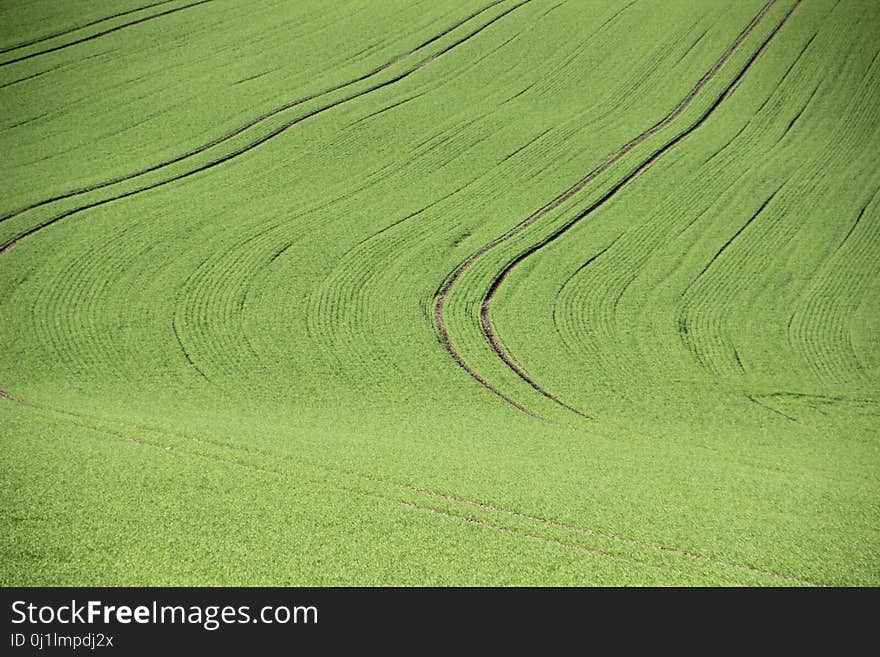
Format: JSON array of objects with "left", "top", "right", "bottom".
[{"left": 1, "top": 0, "right": 877, "bottom": 585}]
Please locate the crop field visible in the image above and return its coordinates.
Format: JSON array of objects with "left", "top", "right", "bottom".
[{"left": 1, "top": 0, "right": 878, "bottom": 586}]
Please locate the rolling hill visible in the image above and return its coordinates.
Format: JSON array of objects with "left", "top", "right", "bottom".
[{"left": 1, "top": 0, "right": 877, "bottom": 585}]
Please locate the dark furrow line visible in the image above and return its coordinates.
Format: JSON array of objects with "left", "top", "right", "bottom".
[
  {"left": 732, "top": 347, "right": 745, "bottom": 373},
  {"left": 540, "top": 2, "right": 566, "bottom": 19},
  {"left": 765, "top": 391, "right": 879, "bottom": 404},
  {"left": 0, "top": 0, "right": 512, "bottom": 224},
  {"left": 747, "top": 395, "right": 875, "bottom": 447},
  {"left": 413, "top": 112, "right": 491, "bottom": 156},
  {"left": 747, "top": 394, "right": 802, "bottom": 424},
  {"left": 386, "top": 494, "right": 795, "bottom": 583},
  {"left": 333, "top": 178, "right": 481, "bottom": 264},
  {"left": 609, "top": 258, "right": 644, "bottom": 316},
  {"left": 834, "top": 187, "right": 879, "bottom": 255},
  {"left": 710, "top": 27, "right": 814, "bottom": 162},
  {"left": 690, "top": 182, "right": 784, "bottom": 286},
  {"left": 549, "top": 236, "right": 621, "bottom": 354},
  {"left": 0, "top": 49, "right": 117, "bottom": 95},
  {"left": 2, "top": 111, "right": 50, "bottom": 130},
  {"left": 346, "top": 92, "right": 425, "bottom": 127},
  {"left": 703, "top": 121, "right": 750, "bottom": 164},
  {"left": 414, "top": 110, "right": 487, "bottom": 151},
  {"left": 778, "top": 79, "right": 822, "bottom": 142},
  {"left": 557, "top": 238, "right": 621, "bottom": 297},
  {"left": 560, "top": 0, "right": 640, "bottom": 71},
  {"left": 864, "top": 46, "right": 880, "bottom": 82},
  {"left": 681, "top": 155, "right": 814, "bottom": 369},
  {"left": 379, "top": 0, "right": 509, "bottom": 63},
  {"left": 675, "top": 27, "right": 710, "bottom": 67},
  {"left": 436, "top": 0, "right": 777, "bottom": 284},
  {"left": 0, "top": 0, "right": 177, "bottom": 54},
  {"left": 755, "top": 32, "right": 816, "bottom": 116},
  {"left": 502, "top": 81, "right": 536, "bottom": 103},
  {"left": 0, "top": 0, "right": 532, "bottom": 256},
  {"left": 231, "top": 68, "right": 278, "bottom": 85},
  {"left": 468, "top": 30, "right": 520, "bottom": 69},
  {"left": 0, "top": 390, "right": 823, "bottom": 584},
  {"left": 498, "top": 127, "right": 553, "bottom": 163},
  {"left": 0, "top": 0, "right": 215, "bottom": 68},
  {"left": 0, "top": 389, "right": 29, "bottom": 405},
  {"left": 0, "top": 64, "right": 62, "bottom": 89},
  {"left": 171, "top": 316, "right": 211, "bottom": 383},
  {"left": 435, "top": 0, "right": 785, "bottom": 420}
]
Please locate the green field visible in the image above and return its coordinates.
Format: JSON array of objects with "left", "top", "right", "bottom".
[{"left": 1, "top": 0, "right": 878, "bottom": 586}]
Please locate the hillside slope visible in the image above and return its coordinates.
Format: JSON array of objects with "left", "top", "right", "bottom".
[{"left": 1, "top": 0, "right": 877, "bottom": 585}]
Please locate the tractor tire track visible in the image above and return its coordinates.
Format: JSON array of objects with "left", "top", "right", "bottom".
[
  {"left": 0, "top": 0, "right": 510, "bottom": 225},
  {"left": 435, "top": 0, "right": 798, "bottom": 421},
  {"left": 0, "top": 390, "right": 822, "bottom": 585},
  {"left": 0, "top": 0, "right": 216, "bottom": 68},
  {"left": 482, "top": 0, "right": 800, "bottom": 420},
  {"left": 0, "top": 0, "right": 531, "bottom": 256},
  {"left": 435, "top": 0, "right": 779, "bottom": 417}
]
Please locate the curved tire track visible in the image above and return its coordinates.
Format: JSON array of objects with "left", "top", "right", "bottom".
[{"left": 436, "top": 0, "right": 800, "bottom": 422}]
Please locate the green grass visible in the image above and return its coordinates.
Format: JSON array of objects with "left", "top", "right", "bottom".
[{"left": 1, "top": 0, "right": 877, "bottom": 585}]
